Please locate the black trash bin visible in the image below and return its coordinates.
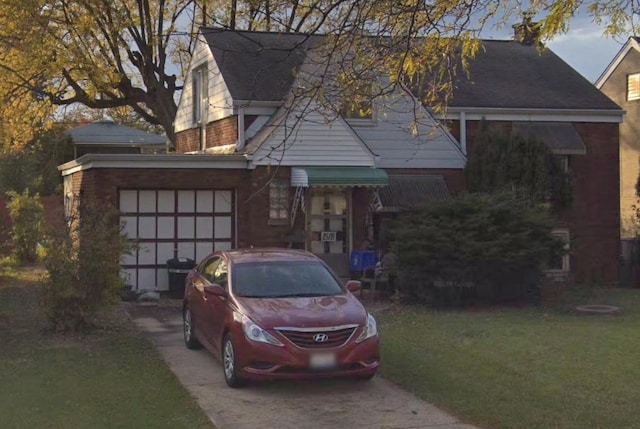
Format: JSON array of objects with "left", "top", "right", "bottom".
[{"left": 166, "top": 257, "right": 196, "bottom": 297}]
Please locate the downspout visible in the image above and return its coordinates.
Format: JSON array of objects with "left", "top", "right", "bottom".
[
  {"left": 236, "top": 107, "right": 246, "bottom": 151},
  {"left": 459, "top": 111, "right": 467, "bottom": 155}
]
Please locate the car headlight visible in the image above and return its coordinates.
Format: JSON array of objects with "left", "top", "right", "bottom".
[
  {"left": 356, "top": 313, "right": 378, "bottom": 343},
  {"left": 241, "top": 315, "right": 283, "bottom": 346}
]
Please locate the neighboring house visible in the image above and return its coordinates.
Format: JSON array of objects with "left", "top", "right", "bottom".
[
  {"left": 596, "top": 38, "right": 640, "bottom": 238},
  {"left": 68, "top": 120, "right": 167, "bottom": 158},
  {"left": 59, "top": 28, "right": 622, "bottom": 291}
]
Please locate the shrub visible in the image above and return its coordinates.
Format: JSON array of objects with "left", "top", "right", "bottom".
[
  {"left": 41, "top": 201, "right": 132, "bottom": 332},
  {"left": 6, "top": 190, "right": 45, "bottom": 263},
  {"left": 390, "top": 191, "right": 565, "bottom": 307}
]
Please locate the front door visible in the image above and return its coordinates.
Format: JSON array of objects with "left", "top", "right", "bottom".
[{"left": 308, "top": 189, "right": 350, "bottom": 277}]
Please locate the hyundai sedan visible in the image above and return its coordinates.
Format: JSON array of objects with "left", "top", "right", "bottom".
[{"left": 182, "top": 248, "right": 380, "bottom": 387}]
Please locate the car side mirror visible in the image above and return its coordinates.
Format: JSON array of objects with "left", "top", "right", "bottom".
[
  {"left": 346, "top": 280, "right": 362, "bottom": 293},
  {"left": 204, "top": 284, "right": 226, "bottom": 297}
]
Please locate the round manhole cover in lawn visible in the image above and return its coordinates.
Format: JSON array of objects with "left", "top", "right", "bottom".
[{"left": 575, "top": 304, "right": 621, "bottom": 316}]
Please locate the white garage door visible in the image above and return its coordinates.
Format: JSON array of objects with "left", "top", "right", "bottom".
[{"left": 119, "top": 189, "right": 235, "bottom": 291}]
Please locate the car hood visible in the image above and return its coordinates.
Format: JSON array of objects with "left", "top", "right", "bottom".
[{"left": 234, "top": 293, "right": 367, "bottom": 329}]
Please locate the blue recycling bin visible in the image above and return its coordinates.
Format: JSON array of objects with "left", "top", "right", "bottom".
[{"left": 350, "top": 250, "right": 377, "bottom": 273}]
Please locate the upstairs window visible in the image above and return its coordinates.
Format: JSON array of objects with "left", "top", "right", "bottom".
[
  {"left": 628, "top": 73, "right": 640, "bottom": 101},
  {"left": 192, "top": 66, "right": 207, "bottom": 124},
  {"left": 269, "top": 179, "right": 289, "bottom": 222},
  {"left": 339, "top": 83, "right": 373, "bottom": 121}
]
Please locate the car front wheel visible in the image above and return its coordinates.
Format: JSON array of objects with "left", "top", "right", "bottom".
[
  {"left": 183, "top": 307, "right": 201, "bottom": 349},
  {"left": 222, "top": 334, "right": 245, "bottom": 388}
]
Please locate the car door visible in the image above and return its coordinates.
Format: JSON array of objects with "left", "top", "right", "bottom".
[
  {"left": 191, "top": 255, "right": 222, "bottom": 350},
  {"left": 206, "top": 257, "right": 230, "bottom": 352}
]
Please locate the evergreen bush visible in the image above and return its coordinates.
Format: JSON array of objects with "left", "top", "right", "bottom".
[
  {"left": 6, "top": 190, "right": 45, "bottom": 263},
  {"left": 390, "top": 192, "right": 565, "bottom": 306}
]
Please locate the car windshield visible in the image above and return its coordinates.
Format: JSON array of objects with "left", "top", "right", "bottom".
[{"left": 232, "top": 261, "right": 344, "bottom": 298}]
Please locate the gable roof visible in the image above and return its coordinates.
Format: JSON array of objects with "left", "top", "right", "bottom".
[
  {"left": 447, "top": 40, "right": 620, "bottom": 111},
  {"left": 200, "top": 28, "right": 318, "bottom": 102},
  {"left": 68, "top": 120, "right": 167, "bottom": 146},
  {"left": 199, "top": 29, "right": 620, "bottom": 112},
  {"left": 595, "top": 37, "right": 640, "bottom": 89}
]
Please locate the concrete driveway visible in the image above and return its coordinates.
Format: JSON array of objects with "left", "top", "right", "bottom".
[{"left": 130, "top": 303, "right": 480, "bottom": 429}]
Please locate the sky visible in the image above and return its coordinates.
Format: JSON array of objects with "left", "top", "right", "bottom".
[{"left": 488, "top": 14, "right": 625, "bottom": 83}]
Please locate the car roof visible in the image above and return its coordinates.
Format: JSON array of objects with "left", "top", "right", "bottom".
[{"left": 224, "top": 248, "right": 320, "bottom": 264}]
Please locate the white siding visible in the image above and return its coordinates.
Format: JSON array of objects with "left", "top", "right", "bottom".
[
  {"left": 353, "top": 90, "right": 466, "bottom": 169},
  {"left": 174, "top": 35, "right": 234, "bottom": 133},
  {"left": 252, "top": 102, "right": 375, "bottom": 167}
]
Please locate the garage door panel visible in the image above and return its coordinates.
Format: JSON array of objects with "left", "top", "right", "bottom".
[
  {"left": 197, "top": 191, "right": 214, "bottom": 213},
  {"left": 215, "top": 190, "right": 232, "bottom": 212},
  {"left": 120, "top": 216, "right": 137, "bottom": 238},
  {"left": 120, "top": 190, "right": 138, "bottom": 213},
  {"left": 139, "top": 191, "right": 157, "bottom": 212},
  {"left": 196, "top": 217, "right": 213, "bottom": 238},
  {"left": 178, "top": 216, "right": 195, "bottom": 238},
  {"left": 157, "top": 242, "right": 175, "bottom": 265},
  {"left": 178, "top": 190, "right": 195, "bottom": 212},
  {"left": 156, "top": 268, "right": 169, "bottom": 290},
  {"left": 120, "top": 189, "right": 234, "bottom": 291},
  {"left": 138, "top": 217, "right": 157, "bottom": 239},
  {"left": 214, "top": 216, "right": 232, "bottom": 239},
  {"left": 158, "top": 191, "right": 175, "bottom": 212},
  {"left": 138, "top": 243, "right": 156, "bottom": 265},
  {"left": 138, "top": 269, "right": 156, "bottom": 290},
  {"left": 196, "top": 242, "right": 213, "bottom": 262},
  {"left": 177, "top": 242, "right": 195, "bottom": 260},
  {"left": 157, "top": 217, "right": 174, "bottom": 239},
  {"left": 214, "top": 241, "right": 232, "bottom": 251}
]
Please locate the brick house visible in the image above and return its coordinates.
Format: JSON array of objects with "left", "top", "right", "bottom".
[
  {"left": 596, "top": 37, "right": 640, "bottom": 238},
  {"left": 59, "top": 29, "right": 622, "bottom": 291}
]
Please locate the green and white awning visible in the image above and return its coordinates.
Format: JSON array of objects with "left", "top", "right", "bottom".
[{"left": 290, "top": 167, "right": 388, "bottom": 187}]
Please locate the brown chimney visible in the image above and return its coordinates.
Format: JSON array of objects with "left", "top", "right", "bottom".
[{"left": 512, "top": 13, "right": 541, "bottom": 46}]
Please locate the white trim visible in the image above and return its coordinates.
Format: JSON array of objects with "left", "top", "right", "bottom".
[
  {"left": 546, "top": 229, "right": 570, "bottom": 275},
  {"left": 58, "top": 154, "right": 249, "bottom": 176},
  {"left": 444, "top": 108, "right": 624, "bottom": 123},
  {"left": 595, "top": 37, "right": 640, "bottom": 89}
]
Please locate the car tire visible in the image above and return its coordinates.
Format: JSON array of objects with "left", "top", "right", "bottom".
[
  {"left": 222, "top": 333, "right": 246, "bottom": 388},
  {"left": 183, "top": 307, "right": 201, "bottom": 350}
]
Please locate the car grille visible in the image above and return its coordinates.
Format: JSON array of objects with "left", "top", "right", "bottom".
[{"left": 276, "top": 326, "right": 357, "bottom": 349}]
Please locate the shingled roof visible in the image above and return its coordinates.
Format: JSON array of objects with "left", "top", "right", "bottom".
[
  {"left": 199, "top": 29, "right": 620, "bottom": 111},
  {"left": 201, "top": 28, "right": 318, "bottom": 102},
  {"left": 448, "top": 40, "right": 620, "bottom": 110}
]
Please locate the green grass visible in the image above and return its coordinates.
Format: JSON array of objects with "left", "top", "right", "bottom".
[
  {"left": 378, "top": 288, "right": 640, "bottom": 429},
  {"left": 0, "top": 266, "right": 215, "bottom": 429}
]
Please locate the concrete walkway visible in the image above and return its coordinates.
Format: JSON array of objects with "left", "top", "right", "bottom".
[{"left": 130, "top": 303, "right": 481, "bottom": 429}]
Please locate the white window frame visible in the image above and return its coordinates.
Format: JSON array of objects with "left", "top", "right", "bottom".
[
  {"left": 547, "top": 229, "right": 570, "bottom": 274},
  {"left": 628, "top": 73, "right": 640, "bottom": 101},
  {"left": 269, "top": 179, "right": 289, "bottom": 223},
  {"left": 192, "top": 66, "right": 207, "bottom": 125}
]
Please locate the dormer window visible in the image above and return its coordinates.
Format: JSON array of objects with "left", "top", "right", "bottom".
[
  {"left": 192, "top": 66, "right": 207, "bottom": 124},
  {"left": 339, "top": 83, "right": 373, "bottom": 121},
  {"left": 627, "top": 73, "right": 640, "bottom": 101}
]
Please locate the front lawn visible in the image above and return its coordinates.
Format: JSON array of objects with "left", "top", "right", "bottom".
[
  {"left": 0, "top": 263, "right": 214, "bottom": 429},
  {"left": 378, "top": 288, "right": 640, "bottom": 429}
]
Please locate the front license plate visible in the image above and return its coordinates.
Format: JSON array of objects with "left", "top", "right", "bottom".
[{"left": 309, "top": 352, "right": 337, "bottom": 369}]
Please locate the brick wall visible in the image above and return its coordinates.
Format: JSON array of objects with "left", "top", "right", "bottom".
[
  {"left": 175, "top": 116, "right": 239, "bottom": 153},
  {"left": 70, "top": 166, "right": 293, "bottom": 250},
  {"left": 599, "top": 49, "right": 640, "bottom": 237},
  {"left": 459, "top": 120, "right": 621, "bottom": 285}
]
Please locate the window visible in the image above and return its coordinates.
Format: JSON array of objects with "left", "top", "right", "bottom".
[
  {"left": 547, "top": 229, "right": 570, "bottom": 273},
  {"left": 192, "top": 66, "right": 207, "bottom": 124},
  {"left": 269, "top": 179, "right": 289, "bottom": 221},
  {"left": 628, "top": 73, "right": 640, "bottom": 101},
  {"left": 339, "top": 83, "right": 373, "bottom": 121}
]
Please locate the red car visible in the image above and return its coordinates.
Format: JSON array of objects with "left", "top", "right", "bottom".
[{"left": 182, "top": 248, "right": 380, "bottom": 387}]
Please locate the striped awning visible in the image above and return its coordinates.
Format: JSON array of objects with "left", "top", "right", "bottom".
[{"left": 291, "top": 167, "right": 388, "bottom": 187}]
